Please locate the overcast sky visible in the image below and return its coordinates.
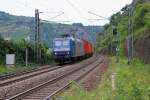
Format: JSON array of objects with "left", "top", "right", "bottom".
[{"left": 0, "top": 0, "right": 132, "bottom": 25}]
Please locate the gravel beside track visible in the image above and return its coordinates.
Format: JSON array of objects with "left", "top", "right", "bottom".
[
  {"left": 7, "top": 55, "right": 102, "bottom": 100},
  {"left": 0, "top": 55, "right": 97, "bottom": 100},
  {"left": 0, "top": 65, "right": 56, "bottom": 81},
  {"left": 79, "top": 56, "right": 109, "bottom": 90},
  {"left": 0, "top": 65, "right": 66, "bottom": 87}
]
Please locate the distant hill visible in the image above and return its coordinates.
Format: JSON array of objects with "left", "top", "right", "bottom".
[{"left": 0, "top": 11, "right": 103, "bottom": 47}]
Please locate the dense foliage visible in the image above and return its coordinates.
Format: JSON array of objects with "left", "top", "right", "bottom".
[
  {"left": 96, "top": 0, "right": 150, "bottom": 55},
  {"left": 0, "top": 35, "right": 52, "bottom": 65}
]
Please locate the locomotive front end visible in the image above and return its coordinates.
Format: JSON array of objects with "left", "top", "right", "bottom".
[{"left": 53, "top": 38, "right": 71, "bottom": 63}]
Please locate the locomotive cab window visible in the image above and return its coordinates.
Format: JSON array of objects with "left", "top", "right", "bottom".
[
  {"left": 63, "top": 40, "right": 69, "bottom": 46},
  {"left": 55, "top": 41, "right": 61, "bottom": 46}
]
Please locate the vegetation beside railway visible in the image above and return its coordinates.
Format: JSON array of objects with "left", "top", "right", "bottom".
[
  {"left": 0, "top": 35, "right": 53, "bottom": 74},
  {"left": 60, "top": 57, "right": 150, "bottom": 100},
  {"left": 97, "top": 0, "right": 150, "bottom": 58}
]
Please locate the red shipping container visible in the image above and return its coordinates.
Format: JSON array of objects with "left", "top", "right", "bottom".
[{"left": 82, "top": 39, "right": 93, "bottom": 55}]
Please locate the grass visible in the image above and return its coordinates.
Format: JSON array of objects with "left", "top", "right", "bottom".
[
  {"left": 0, "top": 60, "right": 55, "bottom": 75},
  {"left": 59, "top": 56, "right": 150, "bottom": 100},
  {"left": 0, "top": 65, "right": 24, "bottom": 75},
  {"left": 0, "top": 65, "right": 7, "bottom": 74}
]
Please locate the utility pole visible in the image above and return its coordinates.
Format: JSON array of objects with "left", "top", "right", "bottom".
[
  {"left": 26, "top": 47, "right": 28, "bottom": 66},
  {"left": 131, "top": 0, "right": 137, "bottom": 59},
  {"left": 128, "top": 5, "right": 132, "bottom": 64},
  {"left": 128, "top": 0, "right": 137, "bottom": 64},
  {"left": 35, "top": 9, "right": 40, "bottom": 64}
]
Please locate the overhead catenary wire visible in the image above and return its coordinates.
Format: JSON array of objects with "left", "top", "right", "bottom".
[
  {"left": 2, "top": 0, "right": 108, "bottom": 26},
  {"left": 13, "top": 0, "right": 69, "bottom": 24},
  {"left": 65, "top": 0, "right": 92, "bottom": 23},
  {"left": 44, "top": 12, "right": 65, "bottom": 20},
  {"left": 64, "top": 0, "right": 108, "bottom": 25},
  {"left": 40, "top": 13, "right": 71, "bottom": 24},
  {"left": 41, "top": 20, "right": 70, "bottom": 23},
  {"left": 23, "top": 0, "right": 71, "bottom": 23},
  {"left": 88, "top": 11, "right": 109, "bottom": 20},
  {"left": 10, "top": 0, "right": 96, "bottom": 25},
  {"left": 64, "top": 0, "right": 88, "bottom": 21}
]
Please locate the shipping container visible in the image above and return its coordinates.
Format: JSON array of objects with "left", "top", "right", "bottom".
[{"left": 82, "top": 39, "right": 93, "bottom": 56}]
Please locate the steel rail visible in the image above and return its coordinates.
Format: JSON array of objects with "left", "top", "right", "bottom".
[
  {"left": 0, "top": 65, "right": 67, "bottom": 87},
  {"left": 0, "top": 65, "right": 56, "bottom": 81},
  {"left": 7, "top": 56, "right": 100, "bottom": 100},
  {"left": 44, "top": 59, "right": 103, "bottom": 100}
]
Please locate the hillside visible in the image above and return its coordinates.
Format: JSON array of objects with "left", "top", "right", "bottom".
[
  {"left": 0, "top": 11, "right": 103, "bottom": 48},
  {"left": 97, "top": 0, "right": 150, "bottom": 63}
]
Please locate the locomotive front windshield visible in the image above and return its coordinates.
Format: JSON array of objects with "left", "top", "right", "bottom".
[
  {"left": 62, "top": 41, "right": 70, "bottom": 46},
  {"left": 55, "top": 41, "right": 61, "bottom": 46},
  {"left": 54, "top": 39, "right": 70, "bottom": 51}
]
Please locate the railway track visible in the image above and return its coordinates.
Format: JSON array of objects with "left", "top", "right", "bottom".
[
  {"left": 0, "top": 61, "right": 84, "bottom": 82},
  {"left": 0, "top": 65, "right": 68, "bottom": 87},
  {"left": 7, "top": 56, "right": 103, "bottom": 100},
  {"left": 0, "top": 65, "right": 56, "bottom": 81}
]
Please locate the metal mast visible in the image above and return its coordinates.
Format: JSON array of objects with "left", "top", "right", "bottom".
[{"left": 35, "top": 9, "right": 40, "bottom": 63}]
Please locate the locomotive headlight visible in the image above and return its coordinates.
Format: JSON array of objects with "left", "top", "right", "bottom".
[{"left": 55, "top": 53, "right": 57, "bottom": 55}]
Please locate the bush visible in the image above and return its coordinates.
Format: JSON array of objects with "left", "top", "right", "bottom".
[
  {"left": 0, "top": 36, "right": 52, "bottom": 65},
  {"left": 96, "top": 1, "right": 150, "bottom": 56},
  {"left": 134, "top": 1, "right": 150, "bottom": 30}
]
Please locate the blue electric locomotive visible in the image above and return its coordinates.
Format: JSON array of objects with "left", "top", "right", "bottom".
[{"left": 53, "top": 34, "right": 84, "bottom": 64}]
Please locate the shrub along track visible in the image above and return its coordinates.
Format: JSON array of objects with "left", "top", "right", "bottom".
[
  {"left": 7, "top": 55, "right": 103, "bottom": 100},
  {"left": 0, "top": 55, "right": 98, "bottom": 99}
]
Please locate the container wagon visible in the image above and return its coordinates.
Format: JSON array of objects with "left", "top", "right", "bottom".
[
  {"left": 82, "top": 39, "right": 93, "bottom": 58},
  {"left": 52, "top": 34, "right": 93, "bottom": 64}
]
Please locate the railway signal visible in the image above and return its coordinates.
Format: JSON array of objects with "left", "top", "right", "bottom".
[{"left": 35, "top": 9, "right": 44, "bottom": 64}]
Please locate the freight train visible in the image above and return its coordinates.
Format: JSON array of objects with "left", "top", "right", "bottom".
[{"left": 52, "top": 34, "right": 93, "bottom": 64}]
